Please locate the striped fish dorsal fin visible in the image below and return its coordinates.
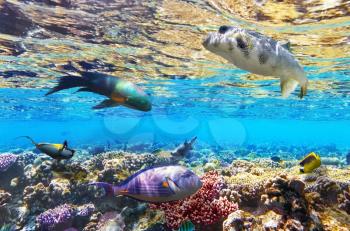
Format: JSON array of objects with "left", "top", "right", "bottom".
[{"left": 299, "top": 153, "right": 316, "bottom": 166}]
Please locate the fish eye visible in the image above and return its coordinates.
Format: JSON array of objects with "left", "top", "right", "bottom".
[
  {"left": 182, "top": 171, "right": 193, "bottom": 177},
  {"left": 219, "top": 26, "right": 230, "bottom": 34}
]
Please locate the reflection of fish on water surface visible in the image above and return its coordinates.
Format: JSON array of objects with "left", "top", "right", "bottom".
[{"left": 89, "top": 165, "right": 202, "bottom": 203}]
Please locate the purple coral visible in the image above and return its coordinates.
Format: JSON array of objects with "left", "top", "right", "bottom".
[
  {"left": 36, "top": 203, "right": 95, "bottom": 231},
  {"left": 36, "top": 204, "right": 75, "bottom": 231},
  {"left": 0, "top": 154, "right": 18, "bottom": 172}
]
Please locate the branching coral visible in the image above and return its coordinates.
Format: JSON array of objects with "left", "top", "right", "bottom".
[
  {"left": 0, "top": 154, "right": 17, "bottom": 172},
  {"left": 150, "top": 171, "right": 238, "bottom": 229},
  {"left": 36, "top": 203, "right": 95, "bottom": 231}
]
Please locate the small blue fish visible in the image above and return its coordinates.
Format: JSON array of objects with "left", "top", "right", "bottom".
[
  {"left": 178, "top": 221, "right": 195, "bottom": 231},
  {"left": 89, "top": 165, "right": 202, "bottom": 203}
]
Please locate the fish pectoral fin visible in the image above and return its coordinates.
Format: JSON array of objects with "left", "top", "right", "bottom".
[
  {"left": 299, "top": 84, "right": 307, "bottom": 99},
  {"left": 280, "top": 76, "right": 298, "bottom": 98},
  {"left": 165, "top": 177, "right": 180, "bottom": 193},
  {"left": 92, "top": 99, "right": 120, "bottom": 110},
  {"left": 75, "top": 87, "right": 94, "bottom": 93},
  {"left": 279, "top": 40, "right": 291, "bottom": 52}
]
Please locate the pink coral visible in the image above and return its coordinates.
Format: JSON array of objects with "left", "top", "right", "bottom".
[{"left": 150, "top": 171, "right": 238, "bottom": 229}]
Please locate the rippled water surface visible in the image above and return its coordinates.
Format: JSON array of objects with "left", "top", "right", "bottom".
[{"left": 0, "top": 0, "right": 349, "bottom": 150}]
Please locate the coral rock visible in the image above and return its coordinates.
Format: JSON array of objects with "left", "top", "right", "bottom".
[
  {"left": 0, "top": 154, "right": 18, "bottom": 172},
  {"left": 338, "top": 189, "right": 350, "bottom": 214},
  {"left": 223, "top": 210, "right": 258, "bottom": 231},
  {"left": 306, "top": 176, "right": 341, "bottom": 203}
]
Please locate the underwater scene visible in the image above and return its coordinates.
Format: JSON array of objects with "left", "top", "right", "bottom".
[{"left": 0, "top": 0, "right": 350, "bottom": 230}]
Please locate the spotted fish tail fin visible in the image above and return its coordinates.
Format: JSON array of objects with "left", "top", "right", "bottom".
[
  {"left": 88, "top": 182, "right": 116, "bottom": 197},
  {"left": 280, "top": 76, "right": 298, "bottom": 98}
]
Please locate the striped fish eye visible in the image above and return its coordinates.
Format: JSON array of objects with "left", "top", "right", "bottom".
[{"left": 182, "top": 171, "right": 193, "bottom": 178}]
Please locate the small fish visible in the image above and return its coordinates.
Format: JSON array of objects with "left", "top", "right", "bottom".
[
  {"left": 89, "top": 165, "right": 202, "bottom": 203},
  {"left": 271, "top": 156, "right": 282, "bottom": 163},
  {"left": 19, "top": 136, "right": 75, "bottom": 160},
  {"left": 46, "top": 71, "right": 152, "bottom": 112},
  {"left": 346, "top": 151, "right": 350, "bottom": 165},
  {"left": 299, "top": 152, "right": 321, "bottom": 173},
  {"left": 171, "top": 137, "right": 197, "bottom": 157},
  {"left": 178, "top": 221, "right": 195, "bottom": 231}
]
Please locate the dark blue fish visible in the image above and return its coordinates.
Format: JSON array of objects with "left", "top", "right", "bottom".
[
  {"left": 18, "top": 136, "right": 75, "bottom": 160},
  {"left": 171, "top": 136, "right": 197, "bottom": 157},
  {"left": 89, "top": 166, "right": 202, "bottom": 203},
  {"left": 271, "top": 156, "right": 282, "bottom": 163}
]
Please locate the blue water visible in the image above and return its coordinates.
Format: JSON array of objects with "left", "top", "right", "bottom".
[
  {"left": 1, "top": 75, "right": 350, "bottom": 156},
  {"left": 0, "top": 0, "right": 349, "bottom": 160}
]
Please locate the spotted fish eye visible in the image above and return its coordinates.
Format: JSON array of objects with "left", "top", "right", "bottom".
[{"left": 218, "top": 25, "right": 230, "bottom": 34}]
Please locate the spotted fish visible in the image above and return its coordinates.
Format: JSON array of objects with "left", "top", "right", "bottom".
[
  {"left": 203, "top": 26, "right": 308, "bottom": 98},
  {"left": 89, "top": 165, "right": 202, "bottom": 203}
]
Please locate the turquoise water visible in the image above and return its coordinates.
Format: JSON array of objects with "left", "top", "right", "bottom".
[
  {"left": 0, "top": 1, "right": 349, "bottom": 160},
  {"left": 1, "top": 69, "right": 350, "bottom": 155},
  {"left": 0, "top": 1, "right": 350, "bottom": 230}
]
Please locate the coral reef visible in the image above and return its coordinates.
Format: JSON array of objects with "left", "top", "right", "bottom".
[
  {"left": 261, "top": 174, "right": 309, "bottom": 224},
  {"left": 223, "top": 210, "right": 259, "bottom": 231},
  {"left": 36, "top": 204, "right": 76, "bottom": 231},
  {"left": 338, "top": 188, "right": 350, "bottom": 215},
  {"left": 305, "top": 176, "right": 341, "bottom": 203},
  {"left": 150, "top": 171, "right": 238, "bottom": 229},
  {"left": 36, "top": 203, "right": 95, "bottom": 231},
  {"left": 0, "top": 148, "right": 349, "bottom": 230},
  {"left": 0, "top": 154, "right": 17, "bottom": 172},
  {"left": 0, "top": 189, "right": 12, "bottom": 225},
  {"left": 96, "top": 211, "right": 125, "bottom": 231}
]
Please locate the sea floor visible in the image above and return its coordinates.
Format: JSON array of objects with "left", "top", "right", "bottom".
[{"left": 0, "top": 149, "right": 350, "bottom": 231}]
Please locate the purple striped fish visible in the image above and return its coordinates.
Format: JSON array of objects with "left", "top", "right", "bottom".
[{"left": 89, "top": 165, "right": 202, "bottom": 202}]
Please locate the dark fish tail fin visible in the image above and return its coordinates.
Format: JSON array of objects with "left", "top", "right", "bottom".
[
  {"left": 88, "top": 182, "right": 115, "bottom": 196},
  {"left": 16, "top": 136, "right": 37, "bottom": 146},
  {"left": 46, "top": 75, "right": 86, "bottom": 96}
]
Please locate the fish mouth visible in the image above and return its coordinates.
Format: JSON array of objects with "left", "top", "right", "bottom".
[{"left": 202, "top": 32, "right": 228, "bottom": 51}]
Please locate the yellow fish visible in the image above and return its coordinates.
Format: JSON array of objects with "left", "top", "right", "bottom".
[
  {"left": 19, "top": 136, "right": 75, "bottom": 160},
  {"left": 299, "top": 152, "right": 321, "bottom": 173}
]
